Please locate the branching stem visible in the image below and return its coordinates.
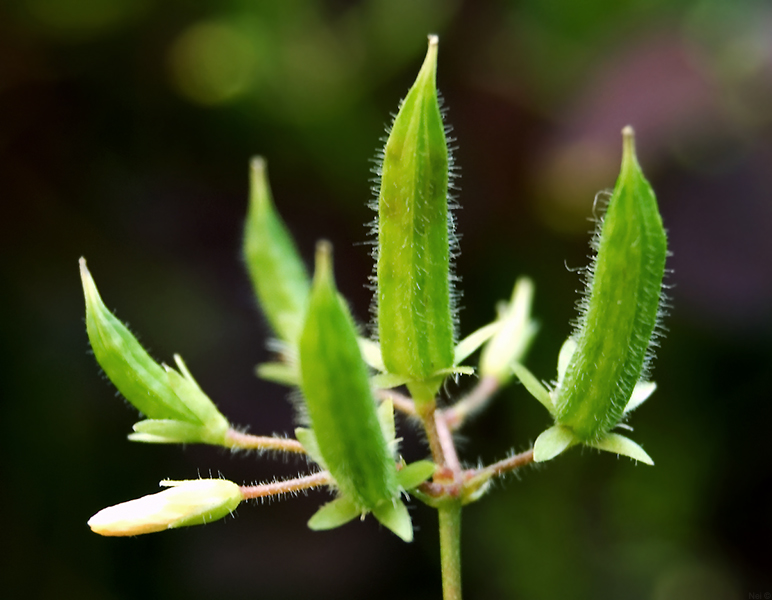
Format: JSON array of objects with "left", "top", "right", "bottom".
[{"left": 443, "top": 375, "right": 500, "bottom": 430}]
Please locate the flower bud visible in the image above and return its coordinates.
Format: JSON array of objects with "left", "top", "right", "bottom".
[
  {"left": 479, "top": 277, "right": 537, "bottom": 383},
  {"left": 88, "top": 479, "right": 243, "bottom": 536}
]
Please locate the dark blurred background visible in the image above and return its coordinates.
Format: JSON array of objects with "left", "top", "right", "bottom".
[{"left": 2, "top": 1, "right": 771, "bottom": 599}]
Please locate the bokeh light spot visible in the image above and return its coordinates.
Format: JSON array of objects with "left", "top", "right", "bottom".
[{"left": 169, "top": 21, "right": 258, "bottom": 106}]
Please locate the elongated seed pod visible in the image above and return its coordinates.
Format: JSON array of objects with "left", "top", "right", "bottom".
[
  {"left": 553, "top": 127, "right": 667, "bottom": 441},
  {"left": 244, "top": 157, "right": 310, "bottom": 343},
  {"left": 376, "top": 35, "right": 454, "bottom": 400},
  {"left": 300, "top": 242, "right": 398, "bottom": 510},
  {"left": 80, "top": 258, "right": 200, "bottom": 423}
]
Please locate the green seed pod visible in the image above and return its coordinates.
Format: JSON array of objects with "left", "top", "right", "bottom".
[
  {"left": 80, "top": 259, "right": 229, "bottom": 444},
  {"left": 553, "top": 127, "right": 668, "bottom": 442},
  {"left": 244, "top": 157, "right": 310, "bottom": 344},
  {"left": 375, "top": 35, "right": 455, "bottom": 402},
  {"left": 299, "top": 241, "right": 399, "bottom": 510}
]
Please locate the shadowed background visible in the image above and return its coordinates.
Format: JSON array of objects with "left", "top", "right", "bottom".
[{"left": 1, "top": 1, "right": 771, "bottom": 599}]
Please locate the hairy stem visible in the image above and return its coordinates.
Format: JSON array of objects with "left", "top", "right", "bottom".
[
  {"left": 240, "top": 471, "right": 331, "bottom": 499},
  {"left": 417, "top": 399, "right": 447, "bottom": 469},
  {"left": 438, "top": 501, "right": 463, "bottom": 600},
  {"left": 224, "top": 429, "right": 306, "bottom": 454},
  {"left": 375, "top": 388, "right": 417, "bottom": 417},
  {"left": 443, "top": 375, "right": 500, "bottom": 430},
  {"left": 466, "top": 449, "right": 534, "bottom": 488}
]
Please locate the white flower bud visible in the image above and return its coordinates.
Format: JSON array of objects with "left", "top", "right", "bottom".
[{"left": 88, "top": 479, "right": 243, "bottom": 536}]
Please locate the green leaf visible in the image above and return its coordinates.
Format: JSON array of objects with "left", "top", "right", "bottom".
[
  {"left": 299, "top": 241, "right": 399, "bottom": 511},
  {"left": 244, "top": 157, "right": 310, "bottom": 344},
  {"left": 307, "top": 496, "right": 360, "bottom": 531},
  {"left": 396, "top": 460, "right": 436, "bottom": 490},
  {"left": 372, "top": 498, "right": 413, "bottom": 542},
  {"left": 375, "top": 36, "right": 455, "bottom": 403},
  {"left": 553, "top": 127, "right": 668, "bottom": 442},
  {"left": 533, "top": 425, "right": 577, "bottom": 462}
]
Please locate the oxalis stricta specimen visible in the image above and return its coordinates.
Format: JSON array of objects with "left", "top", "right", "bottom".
[{"left": 82, "top": 35, "right": 669, "bottom": 600}]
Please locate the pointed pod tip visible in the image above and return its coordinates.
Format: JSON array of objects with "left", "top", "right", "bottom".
[
  {"left": 427, "top": 34, "right": 439, "bottom": 47},
  {"left": 621, "top": 125, "right": 638, "bottom": 164},
  {"left": 250, "top": 156, "right": 267, "bottom": 174},
  {"left": 79, "top": 257, "right": 101, "bottom": 304},
  {"left": 313, "top": 240, "right": 335, "bottom": 286}
]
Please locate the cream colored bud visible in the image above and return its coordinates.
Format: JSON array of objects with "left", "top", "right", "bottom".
[
  {"left": 480, "top": 278, "right": 537, "bottom": 382},
  {"left": 88, "top": 479, "right": 243, "bottom": 536}
]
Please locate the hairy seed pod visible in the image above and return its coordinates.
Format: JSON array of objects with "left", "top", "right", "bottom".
[
  {"left": 553, "top": 127, "right": 667, "bottom": 442},
  {"left": 244, "top": 157, "right": 310, "bottom": 344},
  {"left": 375, "top": 35, "right": 454, "bottom": 402},
  {"left": 300, "top": 241, "right": 398, "bottom": 510},
  {"left": 80, "top": 259, "right": 230, "bottom": 444},
  {"left": 81, "top": 258, "right": 200, "bottom": 423}
]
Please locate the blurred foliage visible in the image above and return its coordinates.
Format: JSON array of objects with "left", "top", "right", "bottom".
[{"left": 1, "top": 0, "right": 771, "bottom": 599}]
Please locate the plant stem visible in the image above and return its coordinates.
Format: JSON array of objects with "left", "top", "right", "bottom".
[
  {"left": 438, "top": 501, "right": 463, "bottom": 600},
  {"left": 224, "top": 429, "right": 306, "bottom": 454},
  {"left": 240, "top": 471, "right": 331, "bottom": 499},
  {"left": 443, "top": 375, "right": 500, "bottom": 430}
]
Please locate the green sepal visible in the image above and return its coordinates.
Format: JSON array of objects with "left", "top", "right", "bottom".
[
  {"left": 255, "top": 362, "right": 298, "bottom": 386},
  {"left": 533, "top": 425, "right": 577, "bottom": 462},
  {"left": 454, "top": 321, "right": 502, "bottom": 366},
  {"left": 511, "top": 362, "right": 554, "bottom": 415},
  {"left": 553, "top": 127, "right": 668, "bottom": 442},
  {"left": 294, "top": 427, "right": 327, "bottom": 469},
  {"left": 299, "top": 241, "right": 399, "bottom": 510},
  {"left": 244, "top": 157, "right": 310, "bottom": 344},
  {"left": 376, "top": 36, "right": 455, "bottom": 402},
  {"left": 589, "top": 433, "right": 654, "bottom": 465},
  {"left": 307, "top": 496, "right": 360, "bottom": 531},
  {"left": 130, "top": 419, "right": 216, "bottom": 444},
  {"left": 625, "top": 381, "right": 656, "bottom": 414},
  {"left": 165, "top": 355, "right": 229, "bottom": 440},
  {"left": 396, "top": 460, "right": 436, "bottom": 490},
  {"left": 372, "top": 498, "right": 413, "bottom": 542},
  {"left": 80, "top": 259, "right": 230, "bottom": 445}
]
